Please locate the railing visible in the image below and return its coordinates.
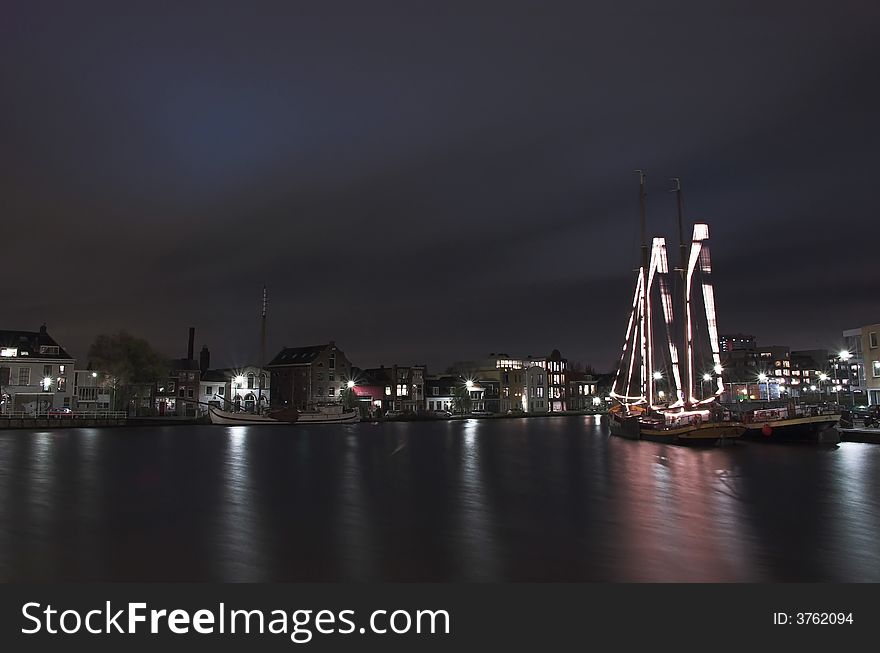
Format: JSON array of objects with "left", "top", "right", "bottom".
[{"left": 0, "top": 411, "right": 128, "bottom": 419}]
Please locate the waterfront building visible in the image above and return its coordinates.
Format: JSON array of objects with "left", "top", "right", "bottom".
[
  {"left": 73, "top": 368, "right": 114, "bottom": 412},
  {"left": 0, "top": 325, "right": 76, "bottom": 415},
  {"left": 349, "top": 367, "right": 386, "bottom": 412},
  {"left": 841, "top": 327, "right": 868, "bottom": 401},
  {"left": 424, "top": 375, "right": 458, "bottom": 413},
  {"left": 567, "top": 372, "right": 599, "bottom": 410},
  {"left": 522, "top": 364, "right": 547, "bottom": 413},
  {"left": 200, "top": 366, "right": 270, "bottom": 413},
  {"left": 855, "top": 323, "right": 880, "bottom": 406},
  {"left": 450, "top": 350, "right": 569, "bottom": 413},
  {"left": 720, "top": 333, "right": 756, "bottom": 352},
  {"left": 721, "top": 344, "right": 791, "bottom": 400},
  {"left": 355, "top": 364, "right": 427, "bottom": 414},
  {"left": 267, "top": 341, "right": 353, "bottom": 409},
  {"left": 154, "top": 327, "right": 202, "bottom": 417},
  {"left": 546, "top": 349, "right": 568, "bottom": 412}
]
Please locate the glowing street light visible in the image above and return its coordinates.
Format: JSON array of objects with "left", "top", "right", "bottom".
[
  {"left": 653, "top": 371, "right": 663, "bottom": 380},
  {"left": 465, "top": 379, "right": 474, "bottom": 390},
  {"left": 714, "top": 364, "right": 723, "bottom": 374},
  {"left": 702, "top": 373, "right": 712, "bottom": 382},
  {"left": 234, "top": 375, "right": 246, "bottom": 387},
  {"left": 42, "top": 376, "right": 53, "bottom": 390},
  {"left": 757, "top": 373, "right": 769, "bottom": 402},
  {"left": 91, "top": 372, "right": 98, "bottom": 378},
  {"left": 818, "top": 373, "right": 828, "bottom": 382},
  {"left": 347, "top": 380, "right": 355, "bottom": 389},
  {"left": 839, "top": 350, "right": 852, "bottom": 361}
]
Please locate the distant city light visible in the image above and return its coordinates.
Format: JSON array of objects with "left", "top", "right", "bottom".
[
  {"left": 702, "top": 373, "right": 712, "bottom": 382},
  {"left": 810, "top": 385, "right": 817, "bottom": 391},
  {"left": 653, "top": 371, "right": 663, "bottom": 380},
  {"left": 819, "top": 373, "right": 828, "bottom": 382},
  {"left": 592, "top": 397, "right": 602, "bottom": 406},
  {"left": 758, "top": 373, "right": 768, "bottom": 382},
  {"left": 91, "top": 372, "right": 98, "bottom": 378}
]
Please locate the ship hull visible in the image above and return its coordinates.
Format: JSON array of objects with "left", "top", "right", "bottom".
[
  {"left": 296, "top": 409, "right": 360, "bottom": 424},
  {"left": 606, "top": 413, "right": 744, "bottom": 444},
  {"left": 208, "top": 406, "right": 295, "bottom": 425},
  {"left": 742, "top": 415, "right": 840, "bottom": 445}
]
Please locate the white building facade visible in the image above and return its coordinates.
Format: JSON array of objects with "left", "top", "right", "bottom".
[{"left": 0, "top": 326, "right": 76, "bottom": 415}]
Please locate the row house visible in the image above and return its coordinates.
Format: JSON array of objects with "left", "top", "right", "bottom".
[
  {"left": 0, "top": 325, "right": 76, "bottom": 415},
  {"left": 356, "top": 364, "right": 427, "bottom": 414}
]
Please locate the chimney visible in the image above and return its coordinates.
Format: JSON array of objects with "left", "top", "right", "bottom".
[
  {"left": 187, "top": 327, "right": 195, "bottom": 361},
  {"left": 199, "top": 346, "right": 210, "bottom": 374},
  {"left": 39, "top": 323, "right": 47, "bottom": 335}
]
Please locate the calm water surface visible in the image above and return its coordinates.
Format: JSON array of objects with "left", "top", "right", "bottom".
[{"left": 1, "top": 417, "right": 878, "bottom": 581}]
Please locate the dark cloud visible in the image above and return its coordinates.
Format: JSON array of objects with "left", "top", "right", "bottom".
[{"left": 2, "top": 0, "right": 878, "bottom": 371}]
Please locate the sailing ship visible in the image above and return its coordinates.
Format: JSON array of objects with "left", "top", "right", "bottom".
[
  {"left": 208, "top": 287, "right": 360, "bottom": 426},
  {"left": 605, "top": 172, "right": 744, "bottom": 444}
]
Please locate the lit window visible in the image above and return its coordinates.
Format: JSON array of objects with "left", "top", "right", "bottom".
[
  {"left": 0, "top": 347, "right": 17, "bottom": 358},
  {"left": 18, "top": 367, "right": 30, "bottom": 386},
  {"left": 873, "top": 361, "right": 880, "bottom": 378},
  {"left": 329, "top": 387, "right": 335, "bottom": 396}
]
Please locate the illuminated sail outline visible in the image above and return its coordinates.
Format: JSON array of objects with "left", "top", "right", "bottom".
[
  {"left": 684, "top": 223, "right": 724, "bottom": 405},
  {"left": 613, "top": 224, "right": 721, "bottom": 409}
]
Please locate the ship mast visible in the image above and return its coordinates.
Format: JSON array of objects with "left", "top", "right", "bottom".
[
  {"left": 672, "top": 178, "right": 690, "bottom": 404},
  {"left": 258, "top": 286, "right": 267, "bottom": 410},
  {"left": 636, "top": 170, "right": 654, "bottom": 406}
]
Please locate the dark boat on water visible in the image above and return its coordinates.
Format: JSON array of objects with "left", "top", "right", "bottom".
[{"left": 736, "top": 403, "right": 840, "bottom": 445}]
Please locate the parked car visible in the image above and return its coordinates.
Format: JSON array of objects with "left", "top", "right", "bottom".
[
  {"left": 47, "top": 407, "right": 73, "bottom": 417},
  {"left": 470, "top": 410, "right": 492, "bottom": 417},
  {"left": 431, "top": 410, "right": 453, "bottom": 419},
  {"left": 385, "top": 410, "right": 404, "bottom": 419}
]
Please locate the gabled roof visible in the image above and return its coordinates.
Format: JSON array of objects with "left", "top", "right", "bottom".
[
  {"left": 267, "top": 344, "right": 328, "bottom": 367},
  {"left": 200, "top": 369, "right": 229, "bottom": 383},
  {"left": 0, "top": 327, "right": 74, "bottom": 360},
  {"left": 169, "top": 358, "right": 200, "bottom": 372}
]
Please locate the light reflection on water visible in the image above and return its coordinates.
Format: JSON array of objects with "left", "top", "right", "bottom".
[{"left": 0, "top": 419, "right": 879, "bottom": 581}]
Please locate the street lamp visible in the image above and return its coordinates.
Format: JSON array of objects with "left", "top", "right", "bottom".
[
  {"left": 701, "top": 372, "right": 712, "bottom": 399},
  {"left": 347, "top": 379, "right": 355, "bottom": 389},
  {"left": 757, "top": 373, "right": 769, "bottom": 402}
]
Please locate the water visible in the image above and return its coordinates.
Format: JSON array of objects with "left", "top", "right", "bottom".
[{"left": 0, "top": 416, "right": 878, "bottom": 582}]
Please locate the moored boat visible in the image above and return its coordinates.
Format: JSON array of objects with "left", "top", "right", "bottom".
[
  {"left": 208, "top": 405, "right": 298, "bottom": 425},
  {"left": 738, "top": 404, "right": 840, "bottom": 445},
  {"left": 296, "top": 404, "right": 360, "bottom": 424}
]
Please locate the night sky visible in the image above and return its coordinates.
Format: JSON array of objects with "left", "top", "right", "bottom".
[{"left": 2, "top": 1, "right": 878, "bottom": 372}]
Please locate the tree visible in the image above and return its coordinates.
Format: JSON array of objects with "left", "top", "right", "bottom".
[
  {"left": 451, "top": 382, "right": 473, "bottom": 415},
  {"left": 341, "top": 385, "right": 360, "bottom": 411},
  {"left": 88, "top": 332, "right": 168, "bottom": 410}
]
